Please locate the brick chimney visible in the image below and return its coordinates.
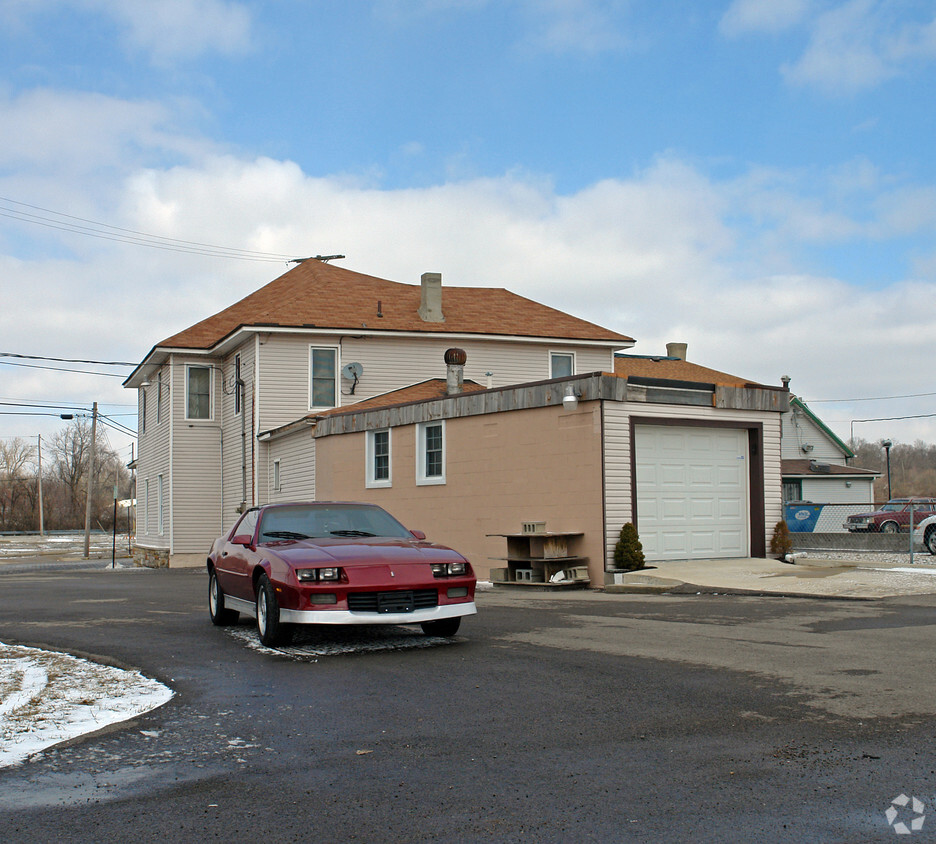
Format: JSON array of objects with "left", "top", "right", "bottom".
[
  {"left": 666, "top": 342, "right": 687, "bottom": 360},
  {"left": 418, "top": 272, "right": 444, "bottom": 323},
  {"left": 444, "top": 348, "right": 466, "bottom": 395}
]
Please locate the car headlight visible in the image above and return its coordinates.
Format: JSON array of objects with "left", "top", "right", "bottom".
[
  {"left": 432, "top": 562, "right": 469, "bottom": 577},
  {"left": 297, "top": 567, "right": 342, "bottom": 582}
]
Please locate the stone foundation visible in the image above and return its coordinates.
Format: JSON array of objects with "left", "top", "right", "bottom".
[{"left": 133, "top": 546, "right": 170, "bottom": 568}]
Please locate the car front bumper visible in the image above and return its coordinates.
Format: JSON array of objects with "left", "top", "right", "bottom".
[{"left": 279, "top": 601, "right": 477, "bottom": 626}]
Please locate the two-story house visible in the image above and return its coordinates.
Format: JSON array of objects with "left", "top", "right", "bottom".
[{"left": 124, "top": 259, "right": 634, "bottom": 566}]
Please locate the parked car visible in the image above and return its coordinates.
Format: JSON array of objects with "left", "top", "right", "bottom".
[
  {"left": 912, "top": 515, "right": 936, "bottom": 554},
  {"left": 843, "top": 498, "right": 936, "bottom": 533},
  {"left": 207, "top": 501, "right": 476, "bottom": 646}
]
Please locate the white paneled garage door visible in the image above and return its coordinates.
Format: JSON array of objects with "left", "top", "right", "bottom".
[{"left": 635, "top": 425, "right": 748, "bottom": 561}]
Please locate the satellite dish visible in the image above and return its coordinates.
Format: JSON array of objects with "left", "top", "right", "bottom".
[{"left": 342, "top": 362, "right": 363, "bottom": 380}]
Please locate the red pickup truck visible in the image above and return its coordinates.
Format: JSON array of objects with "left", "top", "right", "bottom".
[{"left": 844, "top": 498, "right": 936, "bottom": 532}]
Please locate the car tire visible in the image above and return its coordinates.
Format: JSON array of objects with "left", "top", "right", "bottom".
[
  {"left": 420, "top": 617, "right": 461, "bottom": 637},
  {"left": 208, "top": 569, "right": 239, "bottom": 626},
  {"left": 880, "top": 521, "right": 899, "bottom": 533},
  {"left": 256, "top": 573, "right": 293, "bottom": 647},
  {"left": 926, "top": 528, "right": 936, "bottom": 556}
]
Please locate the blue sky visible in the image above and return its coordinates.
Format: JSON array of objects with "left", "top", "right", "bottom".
[{"left": 1, "top": 0, "right": 936, "bottom": 456}]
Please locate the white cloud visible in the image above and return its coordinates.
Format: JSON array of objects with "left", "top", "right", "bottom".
[
  {"left": 374, "top": 0, "right": 631, "bottom": 55},
  {"left": 1, "top": 0, "right": 253, "bottom": 64},
  {"left": 720, "top": 0, "right": 811, "bottom": 37},
  {"left": 3, "top": 90, "right": 936, "bottom": 446},
  {"left": 722, "top": 0, "right": 936, "bottom": 95},
  {"left": 515, "top": 0, "right": 631, "bottom": 55}
]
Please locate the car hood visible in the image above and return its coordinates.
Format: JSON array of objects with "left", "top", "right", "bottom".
[{"left": 266, "top": 537, "right": 467, "bottom": 567}]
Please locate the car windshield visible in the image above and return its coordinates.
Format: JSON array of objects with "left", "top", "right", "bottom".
[
  {"left": 257, "top": 504, "right": 415, "bottom": 542},
  {"left": 880, "top": 503, "right": 905, "bottom": 512}
]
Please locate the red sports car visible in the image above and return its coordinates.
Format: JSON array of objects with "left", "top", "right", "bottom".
[{"left": 207, "top": 501, "right": 476, "bottom": 646}]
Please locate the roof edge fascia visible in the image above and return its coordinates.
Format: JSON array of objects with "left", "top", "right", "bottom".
[{"left": 791, "top": 396, "right": 854, "bottom": 458}]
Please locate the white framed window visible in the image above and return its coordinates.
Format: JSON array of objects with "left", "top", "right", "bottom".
[
  {"left": 417, "top": 421, "right": 445, "bottom": 485},
  {"left": 144, "top": 478, "right": 150, "bottom": 535},
  {"left": 273, "top": 459, "right": 282, "bottom": 492},
  {"left": 186, "top": 365, "right": 212, "bottom": 420},
  {"left": 309, "top": 346, "right": 338, "bottom": 409},
  {"left": 550, "top": 351, "right": 575, "bottom": 379},
  {"left": 156, "top": 370, "right": 163, "bottom": 424},
  {"left": 157, "top": 474, "right": 164, "bottom": 535},
  {"left": 366, "top": 429, "right": 392, "bottom": 488}
]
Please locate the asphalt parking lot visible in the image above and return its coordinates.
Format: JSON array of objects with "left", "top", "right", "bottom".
[{"left": 3, "top": 564, "right": 936, "bottom": 842}]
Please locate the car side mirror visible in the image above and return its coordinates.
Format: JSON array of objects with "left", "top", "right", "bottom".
[
  {"left": 231, "top": 534, "right": 254, "bottom": 547},
  {"left": 410, "top": 529, "right": 426, "bottom": 541}
]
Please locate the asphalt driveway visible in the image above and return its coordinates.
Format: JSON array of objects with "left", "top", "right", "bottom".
[{"left": 2, "top": 567, "right": 936, "bottom": 842}]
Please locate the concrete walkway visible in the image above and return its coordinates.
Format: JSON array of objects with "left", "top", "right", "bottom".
[{"left": 606, "top": 555, "right": 936, "bottom": 599}]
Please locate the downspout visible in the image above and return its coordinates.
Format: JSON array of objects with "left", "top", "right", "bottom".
[{"left": 239, "top": 375, "right": 247, "bottom": 513}]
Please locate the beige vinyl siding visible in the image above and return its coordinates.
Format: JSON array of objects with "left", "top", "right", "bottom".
[
  {"left": 136, "top": 364, "right": 171, "bottom": 551},
  {"left": 168, "top": 353, "right": 224, "bottom": 553},
  {"left": 603, "top": 402, "right": 782, "bottom": 565},
  {"left": 256, "top": 334, "right": 333, "bottom": 429},
  {"left": 781, "top": 408, "right": 847, "bottom": 463},
  {"left": 268, "top": 432, "right": 316, "bottom": 503},
  {"left": 801, "top": 476, "right": 875, "bottom": 505},
  {"left": 254, "top": 333, "right": 616, "bottom": 429},
  {"left": 602, "top": 403, "right": 632, "bottom": 564},
  {"left": 337, "top": 336, "right": 615, "bottom": 404},
  {"left": 221, "top": 341, "right": 255, "bottom": 526}
]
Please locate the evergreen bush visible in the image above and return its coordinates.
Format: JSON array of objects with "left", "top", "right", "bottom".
[
  {"left": 770, "top": 520, "right": 793, "bottom": 559},
  {"left": 613, "top": 522, "right": 645, "bottom": 571}
]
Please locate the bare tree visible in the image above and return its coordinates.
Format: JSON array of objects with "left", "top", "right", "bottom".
[
  {"left": 48, "top": 418, "right": 120, "bottom": 527},
  {"left": 0, "top": 438, "right": 36, "bottom": 530}
]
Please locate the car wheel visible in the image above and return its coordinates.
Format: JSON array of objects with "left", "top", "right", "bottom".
[
  {"left": 208, "top": 569, "right": 239, "bottom": 626},
  {"left": 926, "top": 528, "right": 936, "bottom": 556},
  {"left": 880, "top": 521, "right": 899, "bottom": 533},
  {"left": 256, "top": 574, "right": 293, "bottom": 647},
  {"left": 420, "top": 617, "right": 461, "bottom": 637}
]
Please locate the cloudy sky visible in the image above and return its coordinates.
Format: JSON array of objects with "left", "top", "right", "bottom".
[{"left": 1, "top": 0, "right": 935, "bottom": 458}]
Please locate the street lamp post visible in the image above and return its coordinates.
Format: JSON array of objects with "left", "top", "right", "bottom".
[{"left": 882, "top": 439, "right": 893, "bottom": 501}]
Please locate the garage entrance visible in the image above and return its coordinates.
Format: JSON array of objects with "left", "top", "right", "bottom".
[{"left": 634, "top": 424, "right": 749, "bottom": 561}]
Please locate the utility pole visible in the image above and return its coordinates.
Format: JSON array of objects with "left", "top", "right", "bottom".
[
  {"left": 83, "top": 401, "right": 98, "bottom": 559},
  {"left": 37, "top": 433, "right": 44, "bottom": 536}
]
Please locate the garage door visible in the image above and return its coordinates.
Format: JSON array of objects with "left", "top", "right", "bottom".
[{"left": 635, "top": 425, "right": 748, "bottom": 561}]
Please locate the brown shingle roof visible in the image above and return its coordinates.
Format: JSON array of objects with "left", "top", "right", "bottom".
[
  {"left": 781, "top": 459, "right": 879, "bottom": 477},
  {"left": 159, "top": 261, "right": 633, "bottom": 350},
  {"left": 314, "top": 379, "right": 487, "bottom": 418},
  {"left": 614, "top": 355, "right": 764, "bottom": 389}
]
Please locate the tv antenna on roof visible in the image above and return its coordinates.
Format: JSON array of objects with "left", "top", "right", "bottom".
[{"left": 287, "top": 254, "right": 346, "bottom": 264}]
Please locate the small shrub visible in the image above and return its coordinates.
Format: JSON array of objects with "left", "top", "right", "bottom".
[
  {"left": 613, "top": 522, "right": 645, "bottom": 571},
  {"left": 770, "top": 520, "right": 793, "bottom": 559}
]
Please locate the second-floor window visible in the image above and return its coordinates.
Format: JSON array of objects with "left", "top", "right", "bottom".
[
  {"left": 156, "top": 371, "right": 163, "bottom": 424},
  {"left": 186, "top": 365, "right": 212, "bottom": 420},
  {"left": 234, "top": 354, "right": 242, "bottom": 415},
  {"left": 550, "top": 352, "right": 575, "bottom": 378},
  {"left": 310, "top": 347, "right": 338, "bottom": 408}
]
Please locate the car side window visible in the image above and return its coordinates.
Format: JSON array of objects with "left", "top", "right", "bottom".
[{"left": 234, "top": 510, "right": 259, "bottom": 540}]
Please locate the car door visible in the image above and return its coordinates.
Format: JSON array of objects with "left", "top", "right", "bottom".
[{"left": 215, "top": 509, "right": 260, "bottom": 601}]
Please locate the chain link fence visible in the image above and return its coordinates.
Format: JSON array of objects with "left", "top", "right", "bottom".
[{"left": 783, "top": 502, "right": 929, "bottom": 552}]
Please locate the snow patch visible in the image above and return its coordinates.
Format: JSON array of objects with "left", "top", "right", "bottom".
[{"left": 0, "top": 642, "right": 174, "bottom": 769}]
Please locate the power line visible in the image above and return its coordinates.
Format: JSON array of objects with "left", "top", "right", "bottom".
[
  {"left": 0, "top": 196, "right": 306, "bottom": 263},
  {"left": 0, "top": 352, "right": 135, "bottom": 366},
  {"left": 0, "top": 360, "right": 127, "bottom": 377},
  {"left": 807, "top": 391, "right": 936, "bottom": 404}
]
